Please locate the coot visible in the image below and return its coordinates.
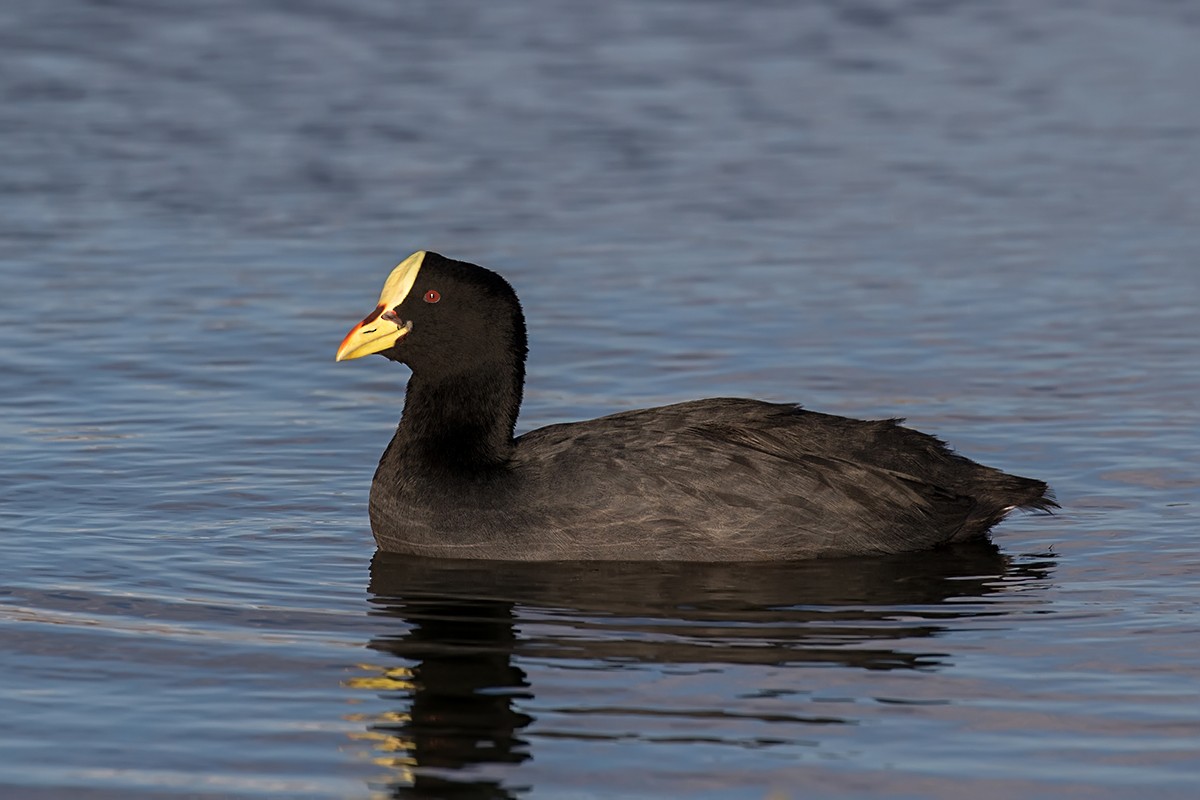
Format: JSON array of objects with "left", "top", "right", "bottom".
[{"left": 337, "top": 251, "right": 1055, "bottom": 560}]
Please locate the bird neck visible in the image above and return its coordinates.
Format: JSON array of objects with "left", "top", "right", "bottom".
[{"left": 397, "top": 359, "right": 524, "bottom": 470}]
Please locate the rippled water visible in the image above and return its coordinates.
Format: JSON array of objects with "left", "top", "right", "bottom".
[{"left": 3, "top": 2, "right": 1199, "bottom": 798}]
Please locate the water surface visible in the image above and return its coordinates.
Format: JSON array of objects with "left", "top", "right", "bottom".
[{"left": 3, "top": 2, "right": 1199, "bottom": 798}]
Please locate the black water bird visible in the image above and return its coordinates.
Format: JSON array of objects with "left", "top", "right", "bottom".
[{"left": 337, "top": 251, "right": 1055, "bottom": 560}]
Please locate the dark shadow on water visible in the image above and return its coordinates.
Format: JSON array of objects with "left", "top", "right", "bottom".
[{"left": 356, "top": 540, "right": 1054, "bottom": 798}]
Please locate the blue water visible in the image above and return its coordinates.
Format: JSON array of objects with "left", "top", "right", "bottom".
[{"left": 3, "top": 2, "right": 1199, "bottom": 798}]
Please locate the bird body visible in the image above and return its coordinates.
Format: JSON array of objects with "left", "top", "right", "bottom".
[{"left": 338, "top": 252, "right": 1055, "bottom": 561}]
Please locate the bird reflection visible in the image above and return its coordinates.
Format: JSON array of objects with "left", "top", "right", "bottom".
[{"left": 352, "top": 541, "right": 1053, "bottom": 797}]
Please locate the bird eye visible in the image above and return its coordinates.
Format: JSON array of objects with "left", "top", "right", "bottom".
[{"left": 424, "top": 289, "right": 441, "bottom": 304}]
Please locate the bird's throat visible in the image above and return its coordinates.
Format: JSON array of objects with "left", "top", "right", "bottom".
[{"left": 397, "top": 363, "right": 522, "bottom": 471}]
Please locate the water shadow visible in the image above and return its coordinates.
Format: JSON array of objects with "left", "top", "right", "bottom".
[{"left": 353, "top": 541, "right": 1054, "bottom": 798}]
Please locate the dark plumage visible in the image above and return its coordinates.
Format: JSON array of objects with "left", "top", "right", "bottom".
[{"left": 337, "top": 252, "right": 1055, "bottom": 561}]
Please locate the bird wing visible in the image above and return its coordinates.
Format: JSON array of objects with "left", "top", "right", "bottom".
[{"left": 512, "top": 402, "right": 978, "bottom": 558}]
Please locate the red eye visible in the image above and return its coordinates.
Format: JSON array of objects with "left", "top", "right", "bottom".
[{"left": 424, "top": 289, "right": 440, "bottom": 304}]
